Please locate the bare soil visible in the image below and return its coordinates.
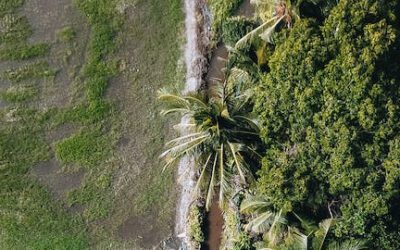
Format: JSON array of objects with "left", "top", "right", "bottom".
[
  {"left": 32, "top": 158, "right": 85, "bottom": 201},
  {"left": 23, "top": 0, "right": 89, "bottom": 109},
  {"left": 22, "top": 0, "right": 87, "bottom": 202}
]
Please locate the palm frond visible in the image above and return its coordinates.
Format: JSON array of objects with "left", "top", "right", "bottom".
[
  {"left": 165, "top": 132, "right": 208, "bottom": 146},
  {"left": 245, "top": 211, "right": 275, "bottom": 234},
  {"left": 205, "top": 154, "right": 218, "bottom": 210},
  {"left": 267, "top": 209, "right": 287, "bottom": 246},
  {"left": 241, "top": 195, "right": 271, "bottom": 214},
  {"left": 194, "top": 153, "right": 213, "bottom": 195},
  {"left": 235, "top": 16, "right": 278, "bottom": 49},
  {"left": 328, "top": 239, "right": 368, "bottom": 250},
  {"left": 314, "top": 218, "right": 334, "bottom": 250},
  {"left": 218, "top": 145, "right": 233, "bottom": 209},
  {"left": 228, "top": 142, "right": 247, "bottom": 182},
  {"left": 285, "top": 226, "right": 308, "bottom": 250},
  {"left": 160, "top": 134, "right": 208, "bottom": 158},
  {"left": 259, "top": 15, "right": 286, "bottom": 44}
]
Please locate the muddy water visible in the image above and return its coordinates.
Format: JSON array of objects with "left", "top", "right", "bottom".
[
  {"left": 203, "top": 42, "right": 229, "bottom": 250},
  {"left": 203, "top": 202, "right": 224, "bottom": 250},
  {"left": 205, "top": 45, "right": 228, "bottom": 97}
]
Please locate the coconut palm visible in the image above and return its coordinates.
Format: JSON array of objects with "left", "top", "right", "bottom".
[
  {"left": 240, "top": 194, "right": 367, "bottom": 250},
  {"left": 158, "top": 87, "right": 261, "bottom": 210},
  {"left": 236, "top": 0, "right": 301, "bottom": 49}
]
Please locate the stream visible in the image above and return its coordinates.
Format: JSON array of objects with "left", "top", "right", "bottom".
[{"left": 203, "top": 202, "right": 224, "bottom": 250}]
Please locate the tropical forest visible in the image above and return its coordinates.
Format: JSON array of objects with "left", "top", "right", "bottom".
[{"left": 0, "top": 0, "right": 399, "bottom": 249}]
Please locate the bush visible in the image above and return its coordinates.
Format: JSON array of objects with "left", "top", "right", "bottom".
[{"left": 188, "top": 204, "right": 205, "bottom": 249}]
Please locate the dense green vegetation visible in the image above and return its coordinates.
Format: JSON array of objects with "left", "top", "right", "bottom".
[
  {"left": 164, "top": 0, "right": 400, "bottom": 249},
  {"left": 254, "top": 0, "right": 400, "bottom": 248}
]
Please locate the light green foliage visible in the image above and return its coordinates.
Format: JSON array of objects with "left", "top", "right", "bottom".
[
  {"left": 209, "top": 0, "right": 244, "bottom": 39},
  {"left": 188, "top": 205, "right": 205, "bottom": 247},
  {"left": 254, "top": 0, "right": 400, "bottom": 248},
  {"left": 222, "top": 204, "right": 254, "bottom": 250},
  {"left": 159, "top": 88, "right": 262, "bottom": 209},
  {"left": 0, "top": 43, "right": 49, "bottom": 60},
  {"left": 0, "top": 15, "right": 32, "bottom": 44}
]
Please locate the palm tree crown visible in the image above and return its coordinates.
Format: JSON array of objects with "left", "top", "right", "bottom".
[{"left": 159, "top": 86, "right": 261, "bottom": 209}]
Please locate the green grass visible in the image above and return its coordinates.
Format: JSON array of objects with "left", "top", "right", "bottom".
[
  {"left": 0, "top": 1, "right": 89, "bottom": 248},
  {"left": 68, "top": 167, "right": 114, "bottom": 220},
  {"left": 3, "top": 61, "right": 55, "bottom": 83},
  {"left": 55, "top": 128, "right": 114, "bottom": 168},
  {"left": 0, "top": 43, "right": 49, "bottom": 60},
  {"left": 0, "top": 116, "right": 89, "bottom": 249},
  {"left": 0, "top": 16, "right": 32, "bottom": 45},
  {"left": 0, "top": 86, "right": 37, "bottom": 102},
  {"left": 57, "top": 26, "right": 76, "bottom": 43},
  {"left": 0, "top": 0, "right": 24, "bottom": 17}
]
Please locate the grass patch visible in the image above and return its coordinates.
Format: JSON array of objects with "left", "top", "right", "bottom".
[
  {"left": 0, "top": 2, "right": 89, "bottom": 249},
  {"left": 0, "top": 15, "right": 32, "bottom": 44},
  {"left": 3, "top": 61, "right": 55, "bottom": 83},
  {"left": 0, "top": 85, "right": 37, "bottom": 102},
  {"left": 0, "top": 0, "right": 24, "bottom": 17},
  {"left": 57, "top": 26, "right": 76, "bottom": 43},
  {"left": 0, "top": 0, "right": 185, "bottom": 247},
  {"left": 68, "top": 169, "right": 114, "bottom": 220},
  {"left": 0, "top": 43, "right": 49, "bottom": 60},
  {"left": 0, "top": 121, "right": 89, "bottom": 249},
  {"left": 55, "top": 128, "right": 114, "bottom": 168}
]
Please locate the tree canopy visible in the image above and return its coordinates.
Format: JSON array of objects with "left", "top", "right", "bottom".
[{"left": 253, "top": 0, "right": 400, "bottom": 248}]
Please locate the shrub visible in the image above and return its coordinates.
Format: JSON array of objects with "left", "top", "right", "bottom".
[{"left": 188, "top": 204, "right": 205, "bottom": 249}]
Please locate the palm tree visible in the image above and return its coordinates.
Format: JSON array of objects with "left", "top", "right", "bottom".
[
  {"left": 236, "top": 0, "right": 301, "bottom": 49},
  {"left": 158, "top": 87, "right": 261, "bottom": 210},
  {"left": 240, "top": 194, "right": 367, "bottom": 250}
]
